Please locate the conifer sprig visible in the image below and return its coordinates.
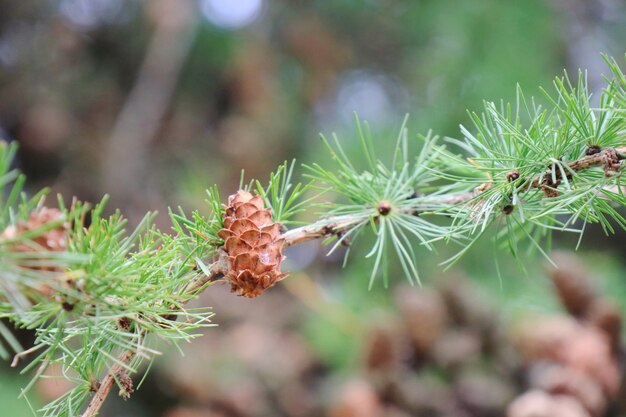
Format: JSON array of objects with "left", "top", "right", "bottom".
[
  {"left": 0, "top": 55, "right": 625, "bottom": 417},
  {"left": 443, "top": 58, "right": 626, "bottom": 266},
  {"left": 255, "top": 160, "right": 315, "bottom": 225},
  {"left": 305, "top": 116, "right": 466, "bottom": 286},
  {"left": 0, "top": 153, "right": 216, "bottom": 417}
]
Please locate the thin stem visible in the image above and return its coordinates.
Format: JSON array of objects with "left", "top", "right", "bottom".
[
  {"left": 284, "top": 145, "right": 626, "bottom": 244},
  {"left": 282, "top": 217, "right": 364, "bottom": 247},
  {"left": 81, "top": 351, "right": 135, "bottom": 417},
  {"left": 527, "top": 145, "right": 626, "bottom": 188}
]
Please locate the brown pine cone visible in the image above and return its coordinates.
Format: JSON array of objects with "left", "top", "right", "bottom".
[
  {"left": 549, "top": 252, "right": 597, "bottom": 318},
  {"left": 1, "top": 207, "right": 67, "bottom": 264},
  {"left": 218, "top": 190, "right": 286, "bottom": 298}
]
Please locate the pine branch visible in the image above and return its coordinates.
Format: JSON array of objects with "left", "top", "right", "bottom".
[
  {"left": 281, "top": 144, "right": 626, "bottom": 247},
  {"left": 86, "top": 138, "right": 626, "bottom": 414},
  {"left": 2, "top": 55, "right": 626, "bottom": 417},
  {"left": 80, "top": 351, "right": 135, "bottom": 417},
  {"left": 82, "top": 262, "right": 225, "bottom": 417},
  {"left": 527, "top": 145, "right": 626, "bottom": 188}
]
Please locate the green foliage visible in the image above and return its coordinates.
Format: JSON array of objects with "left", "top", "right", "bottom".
[
  {"left": 0, "top": 55, "right": 625, "bottom": 417},
  {"left": 306, "top": 115, "right": 465, "bottom": 287},
  {"left": 0, "top": 143, "right": 85, "bottom": 363},
  {"left": 255, "top": 160, "right": 314, "bottom": 225},
  {"left": 304, "top": 56, "right": 626, "bottom": 279},
  {"left": 0, "top": 150, "right": 215, "bottom": 416},
  {"left": 171, "top": 185, "right": 225, "bottom": 250},
  {"left": 445, "top": 56, "right": 626, "bottom": 266}
]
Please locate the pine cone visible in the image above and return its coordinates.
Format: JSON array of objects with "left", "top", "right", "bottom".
[
  {"left": 549, "top": 252, "right": 597, "bottom": 318},
  {"left": 218, "top": 190, "right": 285, "bottom": 298},
  {"left": 1, "top": 207, "right": 67, "bottom": 263}
]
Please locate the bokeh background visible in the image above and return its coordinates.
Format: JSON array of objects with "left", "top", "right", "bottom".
[{"left": 1, "top": 1, "right": 626, "bottom": 416}]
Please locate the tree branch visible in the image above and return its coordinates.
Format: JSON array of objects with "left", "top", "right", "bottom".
[
  {"left": 81, "top": 351, "right": 136, "bottom": 417},
  {"left": 80, "top": 145, "right": 625, "bottom": 417},
  {"left": 284, "top": 145, "right": 626, "bottom": 242},
  {"left": 81, "top": 263, "right": 228, "bottom": 417}
]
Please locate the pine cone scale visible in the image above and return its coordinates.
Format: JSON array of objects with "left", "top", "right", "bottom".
[
  {"left": 217, "top": 229, "right": 234, "bottom": 240},
  {"left": 228, "top": 219, "right": 258, "bottom": 234},
  {"left": 234, "top": 203, "right": 261, "bottom": 218},
  {"left": 248, "top": 210, "right": 273, "bottom": 225},
  {"left": 238, "top": 230, "right": 270, "bottom": 246},
  {"left": 260, "top": 223, "right": 281, "bottom": 235},
  {"left": 223, "top": 237, "right": 252, "bottom": 255}
]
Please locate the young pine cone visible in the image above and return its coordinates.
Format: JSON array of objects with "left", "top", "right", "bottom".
[{"left": 218, "top": 190, "right": 285, "bottom": 298}]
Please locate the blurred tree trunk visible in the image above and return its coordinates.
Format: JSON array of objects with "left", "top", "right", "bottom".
[{"left": 101, "top": 0, "right": 197, "bottom": 222}]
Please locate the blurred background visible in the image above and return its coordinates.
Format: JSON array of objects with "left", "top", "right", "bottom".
[{"left": 1, "top": 1, "right": 626, "bottom": 416}]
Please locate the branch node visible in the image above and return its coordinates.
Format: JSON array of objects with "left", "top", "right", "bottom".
[
  {"left": 585, "top": 145, "right": 602, "bottom": 156},
  {"left": 89, "top": 379, "right": 101, "bottom": 393},
  {"left": 377, "top": 201, "right": 392, "bottom": 216},
  {"left": 506, "top": 171, "right": 520, "bottom": 182},
  {"left": 321, "top": 223, "right": 338, "bottom": 236},
  {"left": 116, "top": 371, "right": 134, "bottom": 400},
  {"left": 603, "top": 148, "right": 621, "bottom": 177},
  {"left": 541, "top": 180, "right": 561, "bottom": 198},
  {"left": 117, "top": 317, "right": 132, "bottom": 332}
]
